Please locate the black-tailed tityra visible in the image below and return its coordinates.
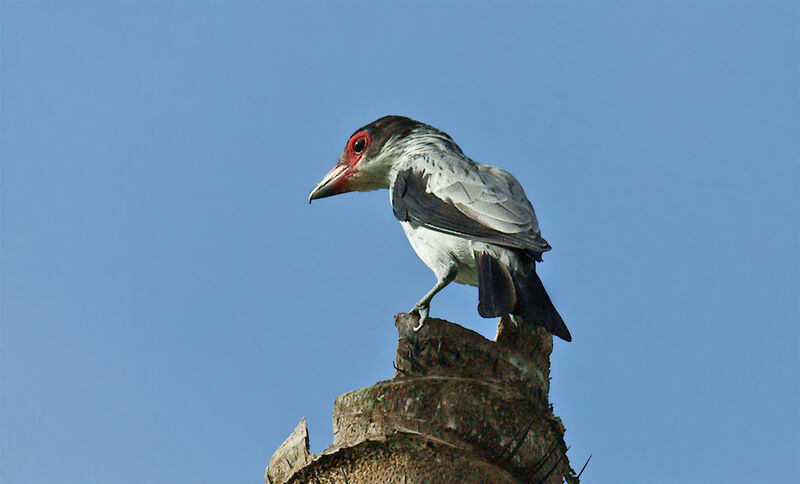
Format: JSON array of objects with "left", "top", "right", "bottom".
[{"left": 309, "top": 116, "right": 571, "bottom": 341}]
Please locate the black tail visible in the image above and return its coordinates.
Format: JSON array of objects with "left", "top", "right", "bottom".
[
  {"left": 475, "top": 251, "right": 571, "bottom": 342},
  {"left": 475, "top": 251, "right": 517, "bottom": 318},
  {"left": 512, "top": 263, "right": 571, "bottom": 342}
]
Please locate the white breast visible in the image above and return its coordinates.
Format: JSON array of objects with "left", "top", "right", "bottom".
[{"left": 400, "top": 222, "right": 479, "bottom": 286}]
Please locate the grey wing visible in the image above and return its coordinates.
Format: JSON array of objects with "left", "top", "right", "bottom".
[
  {"left": 391, "top": 159, "right": 550, "bottom": 254},
  {"left": 450, "top": 163, "right": 544, "bottom": 236}
]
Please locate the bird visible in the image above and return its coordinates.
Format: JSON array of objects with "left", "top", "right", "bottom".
[{"left": 308, "top": 115, "right": 571, "bottom": 341}]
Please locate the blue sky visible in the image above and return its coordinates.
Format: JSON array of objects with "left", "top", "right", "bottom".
[{"left": 1, "top": 1, "right": 797, "bottom": 483}]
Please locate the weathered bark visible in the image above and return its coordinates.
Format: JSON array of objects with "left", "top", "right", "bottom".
[{"left": 266, "top": 314, "right": 577, "bottom": 484}]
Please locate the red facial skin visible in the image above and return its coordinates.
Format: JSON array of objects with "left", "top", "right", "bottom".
[
  {"left": 334, "top": 131, "right": 372, "bottom": 191},
  {"left": 309, "top": 130, "right": 376, "bottom": 201},
  {"left": 345, "top": 131, "right": 372, "bottom": 166}
]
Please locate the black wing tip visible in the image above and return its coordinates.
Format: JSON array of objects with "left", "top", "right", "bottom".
[
  {"left": 548, "top": 310, "right": 572, "bottom": 341},
  {"left": 554, "top": 324, "right": 572, "bottom": 342},
  {"left": 540, "top": 308, "right": 572, "bottom": 342},
  {"left": 512, "top": 311, "right": 572, "bottom": 342},
  {"left": 512, "top": 269, "right": 572, "bottom": 341}
]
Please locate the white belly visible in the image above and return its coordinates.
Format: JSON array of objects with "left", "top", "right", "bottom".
[{"left": 400, "top": 222, "right": 478, "bottom": 286}]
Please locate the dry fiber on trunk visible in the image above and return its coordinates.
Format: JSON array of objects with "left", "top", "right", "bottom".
[{"left": 266, "top": 314, "right": 578, "bottom": 484}]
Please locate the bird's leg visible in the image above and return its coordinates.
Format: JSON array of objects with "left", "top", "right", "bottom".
[{"left": 410, "top": 265, "right": 457, "bottom": 332}]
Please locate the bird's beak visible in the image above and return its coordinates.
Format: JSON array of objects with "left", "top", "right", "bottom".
[{"left": 309, "top": 164, "right": 349, "bottom": 203}]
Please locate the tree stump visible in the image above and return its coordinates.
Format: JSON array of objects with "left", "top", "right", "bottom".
[{"left": 265, "top": 314, "right": 577, "bottom": 484}]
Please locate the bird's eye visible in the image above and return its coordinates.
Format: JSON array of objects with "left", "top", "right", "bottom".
[{"left": 353, "top": 137, "right": 367, "bottom": 154}]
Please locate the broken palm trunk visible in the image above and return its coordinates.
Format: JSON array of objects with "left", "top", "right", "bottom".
[{"left": 265, "top": 314, "right": 577, "bottom": 484}]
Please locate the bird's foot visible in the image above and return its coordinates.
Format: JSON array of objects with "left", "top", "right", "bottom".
[{"left": 410, "top": 304, "right": 429, "bottom": 332}]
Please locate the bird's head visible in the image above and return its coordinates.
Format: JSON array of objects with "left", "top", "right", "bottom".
[{"left": 309, "top": 115, "right": 438, "bottom": 202}]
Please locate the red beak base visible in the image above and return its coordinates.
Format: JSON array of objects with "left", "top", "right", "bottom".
[{"left": 309, "top": 164, "right": 349, "bottom": 203}]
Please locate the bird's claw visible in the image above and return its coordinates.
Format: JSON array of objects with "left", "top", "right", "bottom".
[{"left": 411, "top": 304, "right": 429, "bottom": 331}]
